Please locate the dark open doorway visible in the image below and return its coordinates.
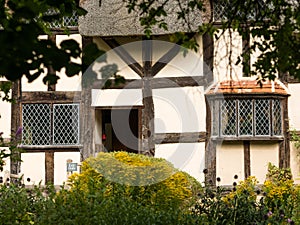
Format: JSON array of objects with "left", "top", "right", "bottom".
[{"left": 101, "top": 108, "right": 140, "bottom": 153}]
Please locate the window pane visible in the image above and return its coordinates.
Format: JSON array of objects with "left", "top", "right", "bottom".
[
  {"left": 255, "top": 99, "right": 270, "bottom": 135},
  {"left": 53, "top": 104, "right": 80, "bottom": 145},
  {"left": 239, "top": 99, "right": 253, "bottom": 136},
  {"left": 273, "top": 99, "right": 282, "bottom": 136},
  {"left": 22, "top": 104, "right": 51, "bottom": 145},
  {"left": 221, "top": 100, "right": 236, "bottom": 136}
]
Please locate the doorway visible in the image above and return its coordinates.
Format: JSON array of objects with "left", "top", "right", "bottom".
[{"left": 101, "top": 108, "right": 140, "bottom": 153}]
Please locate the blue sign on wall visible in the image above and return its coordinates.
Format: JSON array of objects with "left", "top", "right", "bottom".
[{"left": 67, "top": 163, "right": 78, "bottom": 172}]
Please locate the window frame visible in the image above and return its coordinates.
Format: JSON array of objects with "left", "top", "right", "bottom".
[
  {"left": 21, "top": 103, "right": 81, "bottom": 148},
  {"left": 210, "top": 95, "right": 284, "bottom": 141}
]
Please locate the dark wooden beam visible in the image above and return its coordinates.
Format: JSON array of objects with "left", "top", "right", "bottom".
[
  {"left": 47, "top": 35, "right": 56, "bottom": 91},
  {"left": 10, "top": 80, "right": 21, "bottom": 177},
  {"left": 211, "top": 136, "right": 284, "bottom": 141},
  {"left": 242, "top": 29, "right": 250, "bottom": 77},
  {"left": 152, "top": 44, "right": 180, "bottom": 76},
  {"left": 45, "top": 151, "right": 54, "bottom": 184},
  {"left": 205, "top": 96, "right": 216, "bottom": 186},
  {"left": 154, "top": 132, "right": 207, "bottom": 144},
  {"left": 203, "top": 33, "right": 214, "bottom": 86},
  {"left": 141, "top": 40, "right": 155, "bottom": 156},
  {"left": 93, "top": 76, "right": 207, "bottom": 89},
  {"left": 22, "top": 91, "right": 81, "bottom": 103},
  {"left": 103, "top": 38, "right": 144, "bottom": 77},
  {"left": 81, "top": 37, "right": 96, "bottom": 160},
  {"left": 243, "top": 140, "right": 250, "bottom": 178},
  {"left": 279, "top": 97, "right": 290, "bottom": 168}
]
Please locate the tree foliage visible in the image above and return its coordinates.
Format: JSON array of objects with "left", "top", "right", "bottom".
[
  {"left": 125, "top": 0, "right": 300, "bottom": 81},
  {"left": 0, "top": 0, "right": 86, "bottom": 86}
]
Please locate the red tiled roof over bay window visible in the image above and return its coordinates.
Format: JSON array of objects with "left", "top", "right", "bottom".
[{"left": 206, "top": 79, "right": 289, "bottom": 96}]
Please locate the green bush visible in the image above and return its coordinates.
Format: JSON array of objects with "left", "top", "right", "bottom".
[{"left": 68, "top": 151, "right": 202, "bottom": 210}]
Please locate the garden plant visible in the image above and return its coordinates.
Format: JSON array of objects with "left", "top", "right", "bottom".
[{"left": 0, "top": 152, "right": 299, "bottom": 224}]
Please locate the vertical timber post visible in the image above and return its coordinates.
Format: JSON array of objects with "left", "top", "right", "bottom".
[
  {"left": 141, "top": 39, "right": 155, "bottom": 156},
  {"left": 279, "top": 97, "right": 290, "bottom": 168},
  {"left": 81, "top": 36, "right": 95, "bottom": 160},
  {"left": 205, "top": 97, "right": 216, "bottom": 186},
  {"left": 45, "top": 151, "right": 54, "bottom": 184},
  {"left": 243, "top": 140, "right": 251, "bottom": 178},
  {"left": 10, "top": 80, "right": 22, "bottom": 179}
]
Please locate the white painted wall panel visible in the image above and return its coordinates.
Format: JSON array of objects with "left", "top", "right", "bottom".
[
  {"left": 0, "top": 148, "right": 10, "bottom": 181},
  {"left": 56, "top": 34, "right": 82, "bottom": 92},
  {"left": 153, "top": 87, "right": 206, "bottom": 133},
  {"left": 21, "top": 153, "right": 45, "bottom": 185},
  {"left": 290, "top": 144, "right": 300, "bottom": 184},
  {"left": 155, "top": 143, "right": 205, "bottom": 183},
  {"left": 92, "top": 89, "right": 143, "bottom": 106},
  {"left": 288, "top": 84, "right": 300, "bottom": 130},
  {"left": 0, "top": 89, "right": 11, "bottom": 138},
  {"left": 250, "top": 142, "right": 279, "bottom": 184},
  {"left": 216, "top": 143, "right": 244, "bottom": 185},
  {"left": 54, "top": 152, "right": 81, "bottom": 185},
  {"left": 214, "top": 30, "right": 243, "bottom": 81}
]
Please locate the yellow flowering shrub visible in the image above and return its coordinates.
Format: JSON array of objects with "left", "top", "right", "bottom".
[
  {"left": 262, "top": 163, "right": 295, "bottom": 210},
  {"left": 222, "top": 176, "right": 258, "bottom": 206},
  {"left": 68, "top": 151, "right": 202, "bottom": 210}
]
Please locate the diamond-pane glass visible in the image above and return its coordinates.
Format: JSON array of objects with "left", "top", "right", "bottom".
[
  {"left": 22, "top": 104, "right": 51, "bottom": 145},
  {"left": 47, "top": 10, "right": 78, "bottom": 28},
  {"left": 255, "top": 99, "right": 270, "bottom": 135},
  {"left": 221, "top": 100, "right": 236, "bottom": 136},
  {"left": 239, "top": 99, "right": 253, "bottom": 135},
  {"left": 212, "top": 100, "right": 219, "bottom": 136},
  {"left": 273, "top": 99, "right": 282, "bottom": 136},
  {"left": 213, "top": 0, "right": 268, "bottom": 21},
  {"left": 53, "top": 104, "right": 79, "bottom": 145}
]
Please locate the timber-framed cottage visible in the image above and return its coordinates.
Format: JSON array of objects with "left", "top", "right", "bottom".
[{"left": 0, "top": 0, "right": 299, "bottom": 186}]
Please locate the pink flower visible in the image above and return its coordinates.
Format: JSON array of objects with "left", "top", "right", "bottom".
[
  {"left": 16, "top": 127, "right": 22, "bottom": 136},
  {"left": 267, "top": 211, "right": 273, "bottom": 217}
]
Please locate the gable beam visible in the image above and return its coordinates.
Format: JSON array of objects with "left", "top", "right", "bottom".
[
  {"left": 103, "top": 38, "right": 144, "bottom": 77},
  {"left": 152, "top": 44, "right": 180, "bottom": 76}
]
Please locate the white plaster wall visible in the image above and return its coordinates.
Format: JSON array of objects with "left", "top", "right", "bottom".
[
  {"left": 216, "top": 142, "right": 244, "bottom": 186},
  {"left": 92, "top": 89, "right": 143, "bottom": 106},
  {"left": 54, "top": 152, "right": 81, "bottom": 185},
  {"left": 0, "top": 148, "right": 10, "bottom": 181},
  {"left": 250, "top": 142, "right": 279, "bottom": 184},
  {"left": 153, "top": 87, "right": 206, "bottom": 133},
  {"left": 56, "top": 34, "right": 82, "bottom": 92},
  {"left": 22, "top": 35, "right": 48, "bottom": 92},
  {"left": 155, "top": 143, "right": 205, "bottom": 183},
  {"left": 21, "top": 153, "right": 45, "bottom": 185},
  {"left": 290, "top": 143, "right": 300, "bottom": 184},
  {"left": 0, "top": 78, "right": 11, "bottom": 138},
  {"left": 214, "top": 29, "right": 243, "bottom": 81},
  {"left": 288, "top": 83, "right": 300, "bottom": 130}
]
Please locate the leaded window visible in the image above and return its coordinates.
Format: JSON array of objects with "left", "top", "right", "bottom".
[
  {"left": 46, "top": 10, "right": 78, "bottom": 28},
  {"left": 22, "top": 103, "right": 80, "bottom": 146},
  {"left": 213, "top": 0, "right": 268, "bottom": 21},
  {"left": 212, "top": 98, "right": 282, "bottom": 137}
]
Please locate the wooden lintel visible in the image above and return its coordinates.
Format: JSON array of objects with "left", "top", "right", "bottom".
[
  {"left": 93, "top": 76, "right": 207, "bottom": 89},
  {"left": 154, "top": 132, "right": 207, "bottom": 144},
  {"left": 152, "top": 44, "right": 180, "bottom": 76},
  {"left": 211, "top": 136, "right": 284, "bottom": 141},
  {"left": 21, "top": 91, "right": 81, "bottom": 103},
  {"left": 103, "top": 38, "right": 144, "bottom": 77}
]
